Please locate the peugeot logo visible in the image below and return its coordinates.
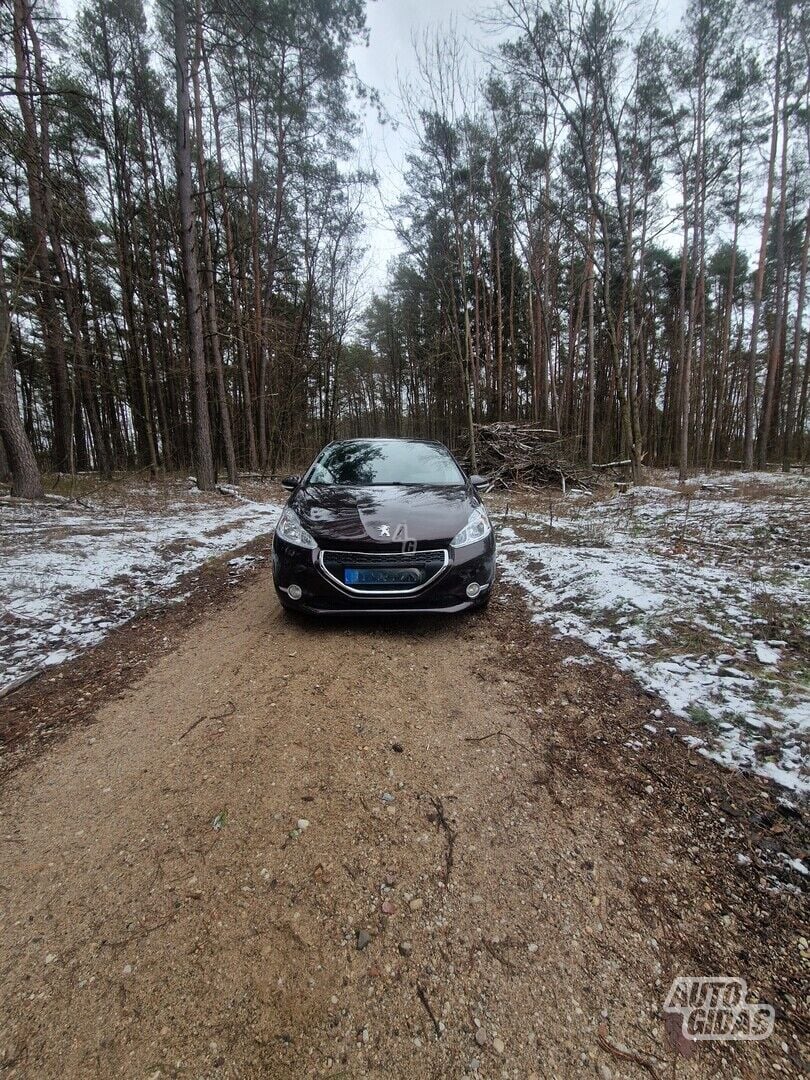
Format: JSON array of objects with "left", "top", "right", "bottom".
[{"left": 378, "top": 524, "right": 391, "bottom": 537}]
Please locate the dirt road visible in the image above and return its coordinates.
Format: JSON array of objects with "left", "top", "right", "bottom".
[{"left": 0, "top": 563, "right": 805, "bottom": 1078}]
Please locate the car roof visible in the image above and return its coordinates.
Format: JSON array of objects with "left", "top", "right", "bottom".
[{"left": 324, "top": 437, "right": 447, "bottom": 447}]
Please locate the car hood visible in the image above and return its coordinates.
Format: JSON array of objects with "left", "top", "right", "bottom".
[{"left": 290, "top": 484, "right": 477, "bottom": 547}]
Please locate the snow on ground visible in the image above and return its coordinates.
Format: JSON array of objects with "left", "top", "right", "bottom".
[
  {"left": 494, "top": 470, "right": 810, "bottom": 797},
  {"left": 0, "top": 480, "right": 283, "bottom": 693}
]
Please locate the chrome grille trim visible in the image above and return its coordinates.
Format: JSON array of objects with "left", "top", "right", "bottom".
[{"left": 318, "top": 548, "right": 450, "bottom": 597}]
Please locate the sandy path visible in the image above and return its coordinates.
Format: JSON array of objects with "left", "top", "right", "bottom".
[{"left": 0, "top": 579, "right": 803, "bottom": 1078}]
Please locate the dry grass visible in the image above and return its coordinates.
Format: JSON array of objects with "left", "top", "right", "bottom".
[
  {"left": 0, "top": 471, "right": 284, "bottom": 511},
  {"left": 752, "top": 592, "right": 810, "bottom": 661}
]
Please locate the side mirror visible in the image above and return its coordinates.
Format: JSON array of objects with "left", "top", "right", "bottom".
[
  {"left": 469, "top": 474, "right": 489, "bottom": 489},
  {"left": 281, "top": 475, "right": 301, "bottom": 491}
]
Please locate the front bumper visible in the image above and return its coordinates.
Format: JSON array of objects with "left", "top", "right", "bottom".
[{"left": 272, "top": 534, "right": 495, "bottom": 614}]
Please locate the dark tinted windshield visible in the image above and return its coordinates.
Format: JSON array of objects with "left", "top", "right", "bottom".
[{"left": 307, "top": 441, "right": 464, "bottom": 486}]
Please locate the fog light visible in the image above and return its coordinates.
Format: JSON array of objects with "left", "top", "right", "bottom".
[
  {"left": 287, "top": 584, "right": 302, "bottom": 601},
  {"left": 466, "top": 582, "right": 481, "bottom": 599}
]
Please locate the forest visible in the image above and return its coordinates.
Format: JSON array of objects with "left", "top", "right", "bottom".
[{"left": 0, "top": 0, "right": 808, "bottom": 496}]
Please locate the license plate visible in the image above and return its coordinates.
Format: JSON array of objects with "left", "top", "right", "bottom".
[{"left": 344, "top": 568, "right": 421, "bottom": 585}]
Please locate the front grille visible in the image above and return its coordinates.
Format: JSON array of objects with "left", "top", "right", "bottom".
[{"left": 319, "top": 548, "right": 448, "bottom": 595}]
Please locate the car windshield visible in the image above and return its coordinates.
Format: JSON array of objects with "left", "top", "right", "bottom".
[{"left": 307, "top": 441, "right": 464, "bottom": 486}]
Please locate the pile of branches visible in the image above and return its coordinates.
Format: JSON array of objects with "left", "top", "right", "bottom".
[{"left": 458, "top": 422, "right": 606, "bottom": 491}]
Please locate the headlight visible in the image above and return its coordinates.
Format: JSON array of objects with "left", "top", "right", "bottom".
[
  {"left": 275, "top": 507, "right": 317, "bottom": 549},
  {"left": 450, "top": 507, "right": 491, "bottom": 548}
]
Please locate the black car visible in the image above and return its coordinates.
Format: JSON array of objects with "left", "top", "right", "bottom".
[{"left": 272, "top": 437, "right": 495, "bottom": 614}]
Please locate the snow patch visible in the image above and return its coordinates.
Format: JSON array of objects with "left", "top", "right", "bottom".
[
  {"left": 1, "top": 488, "right": 283, "bottom": 694},
  {"left": 754, "top": 642, "right": 781, "bottom": 665},
  {"left": 496, "top": 470, "right": 810, "bottom": 796}
]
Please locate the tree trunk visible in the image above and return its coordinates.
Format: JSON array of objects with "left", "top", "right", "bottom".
[
  {"left": 192, "top": 2, "right": 237, "bottom": 484},
  {"left": 201, "top": 38, "right": 258, "bottom": 471},
  {"left": 782, "top": 207, "right": 810, "bottom": 469},
  {"left": 0, "top": 253, "right": 44, "bottom": 498},
  {"left": 758, "top": 80, "right": 790, "bottom": 469},
  {"left": 173, "top": 0, "right": 215, "bottom": 491},
  {"left": 12, "top": 0, "right": 73, "bottom": 472},
  {"left": 743, "top": 9, "right": 782, "bottom": 470}
]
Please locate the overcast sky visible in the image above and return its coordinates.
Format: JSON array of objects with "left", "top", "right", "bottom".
[
  {"left": 350, "top": 0, "right": 689, "bottom": 298},
  {"left": 350, "top": 0, "right": 494, "bottom": 296}
]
